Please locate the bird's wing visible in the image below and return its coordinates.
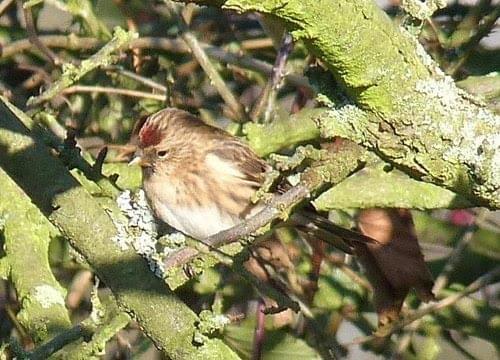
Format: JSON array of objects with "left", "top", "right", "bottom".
[{"left": 207, "top": 139, "right": 270, "bottom": 187}]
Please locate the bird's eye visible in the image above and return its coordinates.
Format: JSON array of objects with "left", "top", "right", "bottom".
[{"left": 157, "top": 150, "right": 168, "bottom": 158}]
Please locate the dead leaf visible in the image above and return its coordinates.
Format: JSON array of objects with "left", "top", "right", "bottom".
[{"left": 354, "top": 209, "right": 435, "bottom": 326}]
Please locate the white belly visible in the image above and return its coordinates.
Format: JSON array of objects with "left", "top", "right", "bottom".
[{"left": 154, "top": 201, "right": 241, "bottom": 239}]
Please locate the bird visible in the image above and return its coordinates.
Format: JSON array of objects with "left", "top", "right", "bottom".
[{"left": 129, "top": 107, "right": 374, "bottom": 252}]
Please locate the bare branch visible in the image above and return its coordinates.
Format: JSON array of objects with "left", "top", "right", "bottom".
[{"left": 162, "top": 1, "right": 249, "bottom": 121}]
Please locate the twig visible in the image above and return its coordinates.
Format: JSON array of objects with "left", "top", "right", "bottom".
[
  {"left": 392, "top": 210, "right": 487, "bottom": 357},
  {"left": 241, "top": 38, "right": 274, "bottom": 50},
  {"left": 448, "top": 5, "right": 500, "bottom": 76},
  {"left": 27, "top": 28, "right": 138, "bottom": 106},
  {"left": 163, "top": 1, "right": 249, "bottom": 122},
  {"left": 105, "top": 65, "right": 167, "bottom": 92},
  {"left": 20, "top": 0, "right": 61, "bottom": 66},
  {"left": 251, "top": 300, "right": 266, "bottom": 360},
  {"left": 63, "top": 85, "right": 166, "bottom": 101},
  {"left": 0, "top": 0, "right": 14, "bottom": 16},
  {"left": 1, "top": 35, "right": 310, "bottom": 88},
  {"left": 349, "top": 266, "right": 500, "bottom": 346},
  {"left": 250, "top": 32, "right": 293, "bottom": 123},
  {"left": 28, "top": 324, "right": 91, "bottom": 360}
]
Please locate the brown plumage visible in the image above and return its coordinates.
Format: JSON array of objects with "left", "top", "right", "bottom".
[{"left": 131, "top": 108, "right": 373, "bottom": 251}]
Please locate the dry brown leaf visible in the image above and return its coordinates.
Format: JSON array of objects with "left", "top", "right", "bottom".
[{"left": 354, "top": 208, "right": 435, "bottom": 326}]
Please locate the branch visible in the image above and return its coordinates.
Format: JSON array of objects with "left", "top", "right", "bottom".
[
  {"left": 313, "top": 164, "right": 473, "bottom": 211},
  {"left": 378, "top": 265, "right": 500, "bottom": 338},
  {"left": 163, "top": 1, "right": 249, "bottom": 121},
  {"left": 0, "top": 35, "right": 309, "bottom": 89},
  {"left": 349, "top": 265, "right": 500, "bottom": 346},
  {"left": 0, "top": 168, "right": 72, "bottom": 343},
  {"left": 27, "top": 27, "right": 138, "bottom": 106},
  {"left": 0, "top": 97, "right": 238, "bottom": 359}
]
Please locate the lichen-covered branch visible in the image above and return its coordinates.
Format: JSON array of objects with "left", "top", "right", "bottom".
[
  {"left": 0, "top": 97, "right": 238, "bottom": 359},
  {"left": 177, "top": 0, "right": 500, "bottom": 209},
  {"left": 313, "top": 164, "right": 472, "bottom": 211},
  {"left": 0, "top": 168, "right": 72, "bottom": 343}
]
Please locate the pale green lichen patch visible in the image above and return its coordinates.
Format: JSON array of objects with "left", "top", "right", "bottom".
[
  {"left": 315, "top": 105, "right": 368, "bottom": 143},
  {"left": 413, "top": 76, "right": 500, "bottom": 196},
  {"left": 194, "top": 310, "right": 231, "bottom": 344},
  {"left": 33, "top": 284, "right": 66, "bottom": 309},
  {"left": 401, "top": 0, "right": 446, "bottom": 20},
  {"left": 113, "top": 190, "right": 165, "bottom": 277}
]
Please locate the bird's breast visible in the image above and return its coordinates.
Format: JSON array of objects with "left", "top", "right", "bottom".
[{"left": 143, "top": 174, "right": 248, "bottom": 239}]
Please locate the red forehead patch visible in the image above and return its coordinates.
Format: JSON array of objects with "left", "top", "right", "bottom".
[{"left": 139, "top": 123, "right": 162, "bottom": 147}]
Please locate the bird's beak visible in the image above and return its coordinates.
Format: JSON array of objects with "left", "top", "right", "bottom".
[
  {"left": 128, "top": 155, "right": 143, "bottom": 167},
  {"left": 129, "top": 152, "right": 152, "bottom": 167}
]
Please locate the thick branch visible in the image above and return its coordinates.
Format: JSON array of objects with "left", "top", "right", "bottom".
[
  {"left": 0, "top": 168, "right": 72, "bottom": 343},
  {"left": 313, "top": 164, "right": 472, "bottom": 211},
  {"left": 0, "top": 97, "right": 238, "bottom": 359}
]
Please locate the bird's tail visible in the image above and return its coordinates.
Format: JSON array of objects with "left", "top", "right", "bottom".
[{"left": 290, "top": 210, "right": 377, "bottom": 254}]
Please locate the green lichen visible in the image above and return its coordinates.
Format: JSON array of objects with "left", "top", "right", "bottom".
[{"left": 194, "top": 310, "right": 231, "bottom": 344}]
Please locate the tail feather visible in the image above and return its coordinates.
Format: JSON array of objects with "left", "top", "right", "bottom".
[{"left": 290, "top": 211, "right": 377, "bottom": 254}]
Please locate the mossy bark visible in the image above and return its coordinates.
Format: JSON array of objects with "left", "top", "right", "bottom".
[
  {"left": 0, "top": 97, "right": 238, "bottom": 359},
  {"left": 0, "top": 168, "right": 72, "bottom": 343}
]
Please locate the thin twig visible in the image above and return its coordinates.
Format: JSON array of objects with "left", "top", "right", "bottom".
[
  {"left": 20, "top": 0, "right": 61, "bottom": 66},
  {"left": 63, "top": 85, "right": 166, "bottom": 101},
  {"left": 0, "top": 0, "right": 14, "bottom": 16},
  {"left": 28, "top": 324, "right": 90, "bottom": 360},
  {"left": 105, "top": 65, "right": 167, "bottom": 92},
  {"left": 250, "top": 32, "right": 293, "bottom": 122},
  {"left": 241, "top": 38, "right": 274, "bottom": 50},
  {"left": 163, "top": 1, "right": 249, "bottom": 121},
  {"left": 392, "top": 210, "right": 486, "bottom": 357},
  {"left": 448, "top": 5, "right": 500, "bottom": 76},
  {"left": 251, "top": 300, "right": 266, "bottom": 360},
  {"left": 348, "top": 266, "right": 500, "bottom": 346},
  {"left": 1, "top": 35, "right": 310, "bottom": 88}
]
